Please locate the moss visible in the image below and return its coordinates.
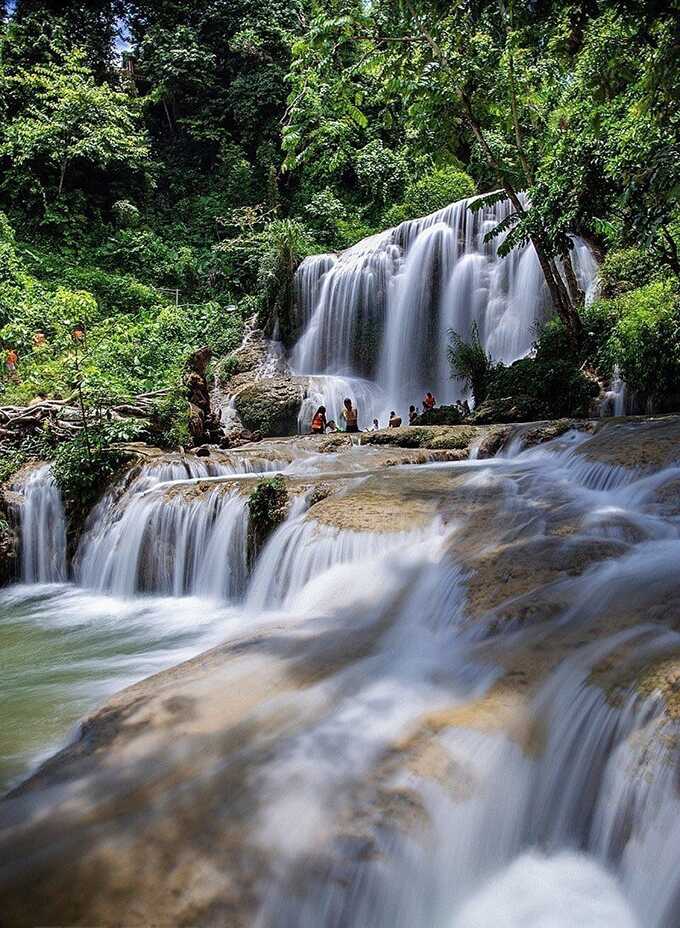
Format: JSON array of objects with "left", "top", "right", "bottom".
[
  {"left": 360, "top": 425, "right": 478, "bottom": 451},
  {"left": 247, "top": 474, "right": 288, "bottom": 562}
]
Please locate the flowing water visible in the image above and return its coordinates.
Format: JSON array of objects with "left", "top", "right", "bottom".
[
  {"left": 290, "top": 195, "right": 598, "bottom": 427},
  {"left": 2, "top": 426, "right": 680, "bottom": 926}
]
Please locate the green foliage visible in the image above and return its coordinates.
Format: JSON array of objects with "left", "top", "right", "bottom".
[
  {"left": 150, "top": 387, "right": 191, "bottom": 450},
  {"left": 487, "top": 358, "right": 599, "bottom": 418},
  {"left": 389, "top": 168, "right": 476, "bottom": 224},
  {"left": 593, "top": 280, "right": 680, "bottom": 400},
  {"left": 536, "top": 279, "right": 680, "bottom": 405},
  {"left": 247, "top": 473, "right": 288, "bottom": 557},
  {"left": 597, "top": 248, "right": 663, "bottom": 298},
  {"left": 447, "top": 323, "right": 495, "bottom": 406},
  {"left": 0, "top": 47, "right": 153, "bottom": 215},
  {"left": 51, "top": 421, "right": 140, "bottom": 517}
]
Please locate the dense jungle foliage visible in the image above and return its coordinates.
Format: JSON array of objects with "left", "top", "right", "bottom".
[{"left": 0, "top": 0, "right": 678, "bottom": 472}]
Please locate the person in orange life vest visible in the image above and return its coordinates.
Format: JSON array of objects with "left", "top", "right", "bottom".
[
  {"left": 423, "top": 391, "right": 436, "bottom": 412},
  {"left": 310, "top": 405, "right": 327, "bottom": 434}
]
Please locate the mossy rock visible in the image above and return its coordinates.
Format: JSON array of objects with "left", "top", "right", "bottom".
[
  {"left": 360, "top": 425, "right": 477, "bottom": 451},
  {"left": 247, "top": 474, "right": 288, "bottom": 562},
  {"left": 234, "top": 378, "right": 303, "bottom": 437}
]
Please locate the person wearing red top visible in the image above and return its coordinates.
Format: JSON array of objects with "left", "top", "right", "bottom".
[
  {"left": 423, "top": 391, "right": 436, "bottom": 411},
  {"left": 310, "top": 405, "right": 327, "bottom": 434}
]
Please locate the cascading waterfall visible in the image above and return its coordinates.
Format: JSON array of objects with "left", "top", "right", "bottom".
[
  {"left": 291, "top": 194, "right": 598, "bottom": 426},
  {"left": 15, "top": 464, "right": 67, "bottom": 584},
  {"left": 247, "top": 495, "right": 443, "bottom": 611},
  {"left": 77, "top": 456, "right": 267, "bottom": 598}
]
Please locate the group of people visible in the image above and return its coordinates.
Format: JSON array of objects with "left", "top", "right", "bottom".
[{"left": 309, "top": 391, "right": 439, "bottom": 434}]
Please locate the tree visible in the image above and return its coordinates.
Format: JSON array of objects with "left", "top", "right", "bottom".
[
  {"left": 0, "top": 46, "right": 152, "bottom": 208},
  {"left": 283, "top": 1, "right": 678, "bottom": 345}
]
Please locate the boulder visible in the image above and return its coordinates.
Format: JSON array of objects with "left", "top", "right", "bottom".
[
  {"left": 471, "top": 395, "right": 550, "bottom": 425},
  {"left": 234, "top": 378, "right": 303, "bottom": 438}
]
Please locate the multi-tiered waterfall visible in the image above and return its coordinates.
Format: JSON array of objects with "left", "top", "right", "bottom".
[{"left": 291, "top": 195, "right": 597, "bottom": 427}]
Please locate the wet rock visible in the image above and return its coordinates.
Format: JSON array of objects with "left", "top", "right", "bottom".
[
  {"left": 234, "top": 378, "right": 303, "bottom": 438},
  {"left": 476, "top": 426, "right": 512, "bottom": 458},
  {"left": 195, "top": 445, "right": 211, "bottom": 457},
  {"left": 578, "top": 416, "right": 680, "bottom": 470},
  {"left": 0, "top": 488, "right": 20, "bottom": 585},
  {"left": 360, "top": 425, "right": 479, "bottom": 451}
]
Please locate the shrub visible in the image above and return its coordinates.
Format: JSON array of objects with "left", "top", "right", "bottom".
[
  {"left": 61, "top": 267, "right": 160, "bottom": 317},
  {"left": 52, "top": 421, "right": 141, "bottom": 519},
  {"left": 447, "top": 322, "right": 495, "bottom": 405},
  {"left": 597, "top": 279, "right": 680, "bottom": 400},
  {"left": 247, "top": 474, "right": 288, "bottom": 559},
  {"left": 487, "top": 358, "right": 599, "bottom": 417},
  {"left": 385, "top": 167, "right": 476, "bottom": 225},
  {"left": 597, "top": 247, "right": 662, "bottom": 297}
]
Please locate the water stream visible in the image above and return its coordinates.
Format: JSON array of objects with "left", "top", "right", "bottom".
[{"left": 2, "top": 429, "right": 680, "bottom": 925}]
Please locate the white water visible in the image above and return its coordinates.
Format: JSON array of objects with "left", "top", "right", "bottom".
[
  {"left": 14, "top": 464, "right": 67, "bottom": 583},
  {"left": 291, "top": 195, "right": 598, "bottom": 428},
  {"left": 2, "top": 431, "right": 680, "bottom": 926},
  {"left": 600, "top": 364, "right": 627, "bottom": 417}
]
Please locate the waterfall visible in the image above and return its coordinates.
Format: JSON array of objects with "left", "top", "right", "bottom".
[
  {"left": 600, "top": 364, "right": 627, "bottom": 417},
  {"left": 291, "top": 194, "right": 598, "bottom": 428},
  {"left": 15, "top": 465, "right": 67, "bottom": 584},
  {"left": 247, "top": 497, "right": 443, "bottom": 611},
  {"left": 76, "top": 456, "right": 267, "bottom": 598}
]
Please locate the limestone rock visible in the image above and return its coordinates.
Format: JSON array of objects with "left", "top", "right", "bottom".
[{"left": 234, "top": 378, "right": 303, "bottom": 438}]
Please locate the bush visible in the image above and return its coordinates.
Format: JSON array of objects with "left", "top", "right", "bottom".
[
  {"left": 52, "top": 421, "right": 141, "bottom": 518},
  {"left": 247, "top": 474, "right": 288, "bottom": 559},
  {"left": 61, "top": 267, "right": 160, "bottom": 317},
  {"left": 598, "top": 247, "right": 662, "bottom": 297},
  {"left": 150, "top": 387, "right": 191, "bottom": 449},
  {"left": 447, "top": 322, "right": 495, "bottom": 405},
  {"left": 596, "top": 279, "right": 680, "bottom": 400},
  {"left": 487, "top": 358, "right": 599, "bottom": 417},
  {"left": 385, "top": 167, "right": 476, "bottom": 225}
]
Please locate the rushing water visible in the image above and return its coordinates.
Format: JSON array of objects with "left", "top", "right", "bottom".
[
  {"left": 2, "top": 429, "right": 680, "bottom": 925},
  {"left": 290, "top": 195, "right": 598, "bottom": 427}
]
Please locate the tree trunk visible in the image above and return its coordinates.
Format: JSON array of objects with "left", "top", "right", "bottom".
[
  {"left": 458, "top": 90, "right": 583, "bottom": 347},
  {"left": 58, "top": 160, "right": 67, "bottom": 196}
]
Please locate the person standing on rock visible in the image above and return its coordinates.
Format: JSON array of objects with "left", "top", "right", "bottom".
[
  {"left": 342, "top": 397, "right": 359, "bottom": 433},
  {"left": 409, "top": 404, "right": 418, "bottom": 424},
  {"left": 310, "top": 405, "right": 327, "bottom": 434},
  {"left": 423, "top": 391, "right": 436, "bottom": 412},
  {"left": 389, "top": 410, "right": 402, "bottom": 427}
]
